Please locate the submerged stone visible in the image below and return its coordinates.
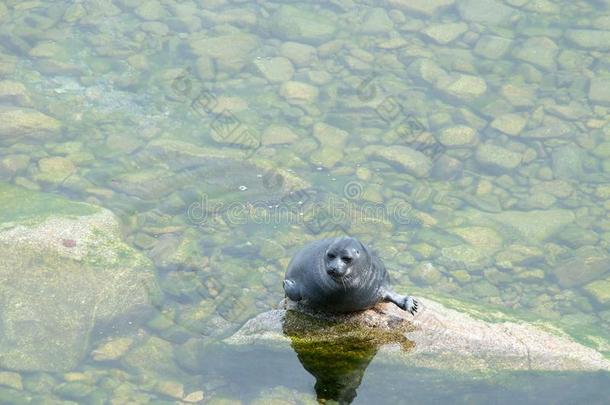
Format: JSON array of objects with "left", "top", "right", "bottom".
[
  {"left": 458, "top": 208, "right": 575, "bottom": 243},
  {"left": 271, "top": 5, "right": 337, "bottom": 45},
  {"left": 368, "top": 145, "right": 432, "bottom": 177},
  {"left": 441, "top": 74, "right": 487, "bottom": 101},
  {"left": 552, "top": 144, "right": 583, "bottom": 179},
  {"left": 513, "top": 37, "right": 558, "bottom": 71},
  {"left": 584, "top": 279, "right": 610, "bottom": 307},
  {"left": 189, "top": 34, "right": 259, "bottom": 72},
  {"left": 279, "top": 81, "right": 319, "bottom": 104},
  {"left": 253, "top": 57, "right": 294, "bottom": 83},
  {"left": 388, "top": 0, "right": 455, "bottom": 16},
  {"left": 474, "top": 35, "right": 513, "bottom": 59},
  {"left": 422, "top": 22, "right": 468, "bottom": 44},
  {"left": 475, "top": 143, "right": 522, "bottom": 172},
  {"left": 0, "top": 107, "right": 61, "bottom": 142},
  {"left": 457, "top": 0, "right": 516, "bottom": 25},
  {"left": 361, "top": 8, "right": 394, "bottom": 34},
  {"left": 552, "top": 248, "right": 610, "bottom": 288},
  {"left": 490, "top": 113, "right": 528, "bottom": 136},
  {"left": 33, "top": 156, "right": 76, "bottom": 185},
  {"left": 0, "top": 183, "right": 159, "bottom": 372},
  {"left": 566, "top": 29, "right": 610, "bottom": 50},
  {"left": 589, "top": 76, "right": 610, "bottom": 105},
  {"left": 438, "top": 125, "right": 478, "bottom": 147}
]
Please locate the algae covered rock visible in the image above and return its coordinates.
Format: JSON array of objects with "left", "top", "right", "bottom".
[
  {"left": 0, "top": 107, "right": 61, "bottom": 142},
  {"left": 0, "top": 183, "right": 159, "bottom": 372},
  {"left": 227, "top": 298, "right": 610, "bottom": 372}
]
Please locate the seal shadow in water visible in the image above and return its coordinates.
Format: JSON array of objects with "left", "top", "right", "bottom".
[{"left": 282, "top": 310, "right": 415, "bottom": 404}]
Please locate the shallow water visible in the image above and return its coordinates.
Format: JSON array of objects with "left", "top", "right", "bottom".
[{"left": 1, "top": 0, "right": 610, "bottom": 403}]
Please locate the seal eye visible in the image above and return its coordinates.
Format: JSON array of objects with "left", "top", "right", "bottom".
[
  {"left": 327, "top": 253, "right": 336, "bottom": 260},
  {"left": 342, "top": 257, "right": 352, "bottom": 264}
]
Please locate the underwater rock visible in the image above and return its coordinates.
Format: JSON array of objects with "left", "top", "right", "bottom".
[
  {"left": 0, "top": 107, "right": 61, "bottom": 142},
  {"left": 552, "top": 144, "right": 583, "bottom": 179},
  {"left": 513, "top": 37, "right": 558, "bottom": 71},
  {"left": 368, "top": 145, "right": 432, "bottom": 177},
  {"left": 189, "top": 34, "right": 259, "bottom": 72},
  {"left": 108, "top": 138, "right": 309, "bottom": 205},
  {"left": 490, "top": 113, "right": 528, "bottom": 136},
  {"left": 0, "top": 80, "right": 31, "bottom": 106},
  {"left": 566, "top": 29, "right": 610, "bottom": 50},
  {"left": 474, "top": 35, "right": 513, "bottom": 59},
  {"left": 227, "top": 298, "right": 610, "bottom": 372},
  {"left": 33, "top": 156, "right": 76, "bottom": 185},
  {"left": 422, "top": 22, "right": 468, "bottom": 45},
  {"left": 253, "top": 57, "right": 294, "bottom": 83},
  {"left": 91, "top": 337, "right": 134, "bottom": 361},
  {"left": 552, "top": 247, "right": 610, "bottom": 288},
  {"left": 440, "top": 74, "right": 487, "bottom": 101},
  {"left": 388, "top": 0, "right": 455, "bottom": 16},
  {"left": 121, "top": 335, "right": 179, "bottom": 377},
  {"left": 361, "top": 8, "right": 394, "bottom": 34},
  {"left": 271, "top": 5, "right": 337, "bottom": 45},
  {"left": 521, "top": 117, "right": 573, "bottom": 139},
  {"left": 457, "top": 208, "right": 575, "bottom": 243},
  {"left": 457, "top": 0, "right": 516, "bottom": 25},
  {"left": 0, "top": 154, "right": 29, "bottom": 180},
  {"left": 589, "top": 76, "right": 610, "bottom": 105},
  {"left": 0, "top": 183, "right": 159, "bottom": 372},
  {"left": 430, "top": 154, "right": 464, "bottom": 180},
  {"left": 438, "top": 125, "right": 478, "bottom": 147},
  {"left": 312, "top": 122, "right": 349, "bottom": 149},
  {"left": 279, "top": 41, "right": 317, "bottom": 67},
  {"left": 262, "top": 125, "right": 299, "bottom": 145},
  {"left": 475, "top": 143, "right": 522, "bottom": 172},
  {"left": 279, "top": 81, "right": 319, "bottom": 105},
  {"left": 584, "top": 279, "right": 610, "bottom": 307}
]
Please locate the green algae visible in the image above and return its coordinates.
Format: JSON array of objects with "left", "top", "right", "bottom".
[{"left": 0, "top": 182, "right": 98, "bottom": 224}]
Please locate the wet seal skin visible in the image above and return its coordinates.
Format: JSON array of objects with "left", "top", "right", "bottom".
[{"left": 283, "top": 236, "right": 418, "bottom": 314}]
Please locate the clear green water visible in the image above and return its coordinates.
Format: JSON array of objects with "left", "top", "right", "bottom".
[{"left": 1, "top": 0, "right": 610, "bottom": 403}]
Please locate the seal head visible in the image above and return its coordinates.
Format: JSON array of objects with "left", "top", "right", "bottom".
[{"left": 324, "top": 237, "right": 367, "bottom": 280}]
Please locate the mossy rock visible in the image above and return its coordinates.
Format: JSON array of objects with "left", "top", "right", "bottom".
[
  {"left": 0, "top": 183, "right": 159, "bottom": 372},
  {"left": 226, "top": 298, "right": 610, "bottom": 372}
]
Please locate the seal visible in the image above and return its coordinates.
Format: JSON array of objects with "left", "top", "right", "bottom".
[{"left": 283, "top": 236, "right": 418, "bottom": 314}]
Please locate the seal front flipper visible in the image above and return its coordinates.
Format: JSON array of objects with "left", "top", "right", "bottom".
[
  {"left": 283, "top": 279, "right": 302, "bottom": 301},
  {"left": 381, "top": 289, "right": 419, "bottom": 315}
]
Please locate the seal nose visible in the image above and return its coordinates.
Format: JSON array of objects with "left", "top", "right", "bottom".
[{"left": 327, "top": 265, "right": 345, "bottom": 278}]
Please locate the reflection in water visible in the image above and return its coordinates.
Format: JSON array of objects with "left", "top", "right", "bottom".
[{"left": 282, "top": 310, "right": 414, "bottom": 404}]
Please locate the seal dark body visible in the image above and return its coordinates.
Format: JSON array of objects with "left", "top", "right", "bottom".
[{"left": 283, "top": 237, "right": 418, "bottom": 314}]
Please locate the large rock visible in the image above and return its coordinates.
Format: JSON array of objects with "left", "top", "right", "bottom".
[
  {"left": 0, "top": 183, "right": 159, "bottom": 372},
  {"left": 227, "top": 298, "right": 610, "bottom": 372}
]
